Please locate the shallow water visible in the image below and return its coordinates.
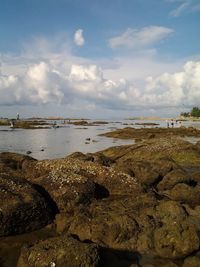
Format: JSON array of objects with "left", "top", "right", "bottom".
[
  {"left": 0, "top": 119, "right": 200, "bottom": 160},
  {"left": 0, "top": 121, "right": 132, "bottom": 160}
]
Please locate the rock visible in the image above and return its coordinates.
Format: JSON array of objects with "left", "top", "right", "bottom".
[
  {"left": 26, "top": 157, "right": 143, "bottom": 202},
  {"left": 100, "top": 127, "right": 200, "bottom": 140},
  {"left": 59, "top": 194, "right": 157, "bottom": 253},
  {"left": 100, "top": 137, "right": 200, "bottom": 166},
  {"left": 68, "top": 152, "right": 115, "bottom": 167},
  {"left": 196, "top": 140, "right": 200, "bottom": 150},
  {"left": 26, "top": 151, "right": 32, "bottom": 155},
  {"left": 165, "top": 183, "right": 200, "bottom": 206},
  {"left": 0, "top": 174, "right": 54, "bottom": 236},
  {"left": 161, "top": 263, "right": 178, "bottom": 267},
  {"left": 0, "top": 152, "right": 36, "bottom": 173},
  {"left": 28, "top": 168, "right": 96, "bottom": 212},
  {"left": 154, "top": 201, "right": 199, "bottom": 259},
  {"left": 114, "top": 159, "right": 160, "bottom": 186},
  {"left": 182, "top": 256, "right": 200, "bottom": 267},
  {"left": 147, "top": 133, "right": 155, "bottom": 139},
  {"left": 2, "top": 136, "right": 200, "bottom": 266},
  {"left": 156, "top": 169, "right": 200, "bottom": 205},
  {"left": 17, "top": 235, "right": 100, "bottom": 267},
  {"left": 157, "top": 169, "right": 190, "bottom": 191}
]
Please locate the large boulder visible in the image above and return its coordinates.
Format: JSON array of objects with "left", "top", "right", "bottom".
[
  {"left": 0, "top": 174, "right": 54, "bottom": 236},
  {"left": 154, "top": 201, "right": 199, "bottom": 259},
  {"left": 0, "top": 153, "right": 36, "bottom": 182},
  {"left": 17, "top": 235, "right": 100, "bottom": 267},
  {"left": 23, "top": 157, "right": 143, "bottom": 212},
  {"left": 55, "top": 199, "right": 200, "bottom": 264},
  {"left": 56, "top": 194, "right": 158, "bottom": 255}
]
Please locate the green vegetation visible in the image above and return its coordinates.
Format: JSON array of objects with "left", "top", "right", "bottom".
[
  {"left": 191, "top": 107, "right": 200, "bottom": 117},
  {"left": 181, "top": 106, "right": 200, "bottom": 118}
]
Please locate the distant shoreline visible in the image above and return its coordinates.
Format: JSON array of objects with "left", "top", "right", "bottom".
[{"left": 126, "top": 116, "right": 200, "bottom": 121}]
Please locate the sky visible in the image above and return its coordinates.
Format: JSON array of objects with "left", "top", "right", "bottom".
[{"left": 0, "top": 0, "right": 200, "bottom": 119}]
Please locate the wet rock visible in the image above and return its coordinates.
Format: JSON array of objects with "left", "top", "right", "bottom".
[
  {"left": 17, "top": 235, "right": 100, "bottom": 267},
  {"left": 0, "top": 174, "right": 54, "bottom": 236}
]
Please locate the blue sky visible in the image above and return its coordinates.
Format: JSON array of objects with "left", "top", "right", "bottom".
[{"left": 0, "top": 0, "right": 200, "bottom": 118}]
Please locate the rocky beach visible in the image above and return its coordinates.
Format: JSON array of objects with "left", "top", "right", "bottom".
[{"left": 0, "top": 126, "right": 200, "bottom": 266}]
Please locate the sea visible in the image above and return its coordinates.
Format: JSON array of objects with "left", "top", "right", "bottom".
[{"left": 0, "top": 119, "right": 200, "bottom": 160}]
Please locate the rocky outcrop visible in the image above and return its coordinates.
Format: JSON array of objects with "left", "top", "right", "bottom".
[
  {"left": 100, "top": 126, "right": 200, "bottom": 139},
  {"left": 0, "top": 173, "right": 54, "bottom": 236},
  {"left": 22, "top": 157, "right": 143, "bottom": 212},
  {"left": 99, "top": 137, "right": 200, "bottom": 166},
  {"left": 1, "top": 135, "right": 200, "bottom": 266},
  {"left": 17, "top": 235, "right": 100, "bottom": 267},
  {"left": 0, "top": 152, "right": 36, "bottom": 175},
  {"left": 55, "top": 198, "right": 200, "bottom": 263}
]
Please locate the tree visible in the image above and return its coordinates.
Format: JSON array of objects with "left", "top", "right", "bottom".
[
  {"left": 180, "top": 112, "right": 190, "bottom": 117},
  {"left": 191, "top": 107, "right": 200, "bottom": 117}
]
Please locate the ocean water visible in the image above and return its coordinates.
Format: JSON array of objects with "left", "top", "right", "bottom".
[{"left": 0, "top": 119, "right": 200, "bottom": 160}]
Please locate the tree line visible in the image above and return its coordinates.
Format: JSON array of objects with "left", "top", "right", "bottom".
[{"left": 181, "top": 107, "right": 200, "bottom": 117}]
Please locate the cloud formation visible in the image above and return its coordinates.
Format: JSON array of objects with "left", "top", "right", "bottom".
[
  {"left": 109, "top": 26, "right": 174, "bottom": 49},
  {"left": 0, "top": 54, "right": 200, "bottom": 111},
  {"left": 74, "top": 29, "right": 85, "bottom": 46}
]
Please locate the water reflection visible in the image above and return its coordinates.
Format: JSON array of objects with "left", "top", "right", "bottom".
[{"left": 0, "top": 119, "right": 200, "bottom": 160}]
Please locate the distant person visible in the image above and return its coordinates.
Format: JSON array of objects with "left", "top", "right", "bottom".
[
  {"left": 10, "top": 120, "right": 14, "bottom": 128},
  {"left": 17, "top": 113, "right": 20, "bottom": 120}
]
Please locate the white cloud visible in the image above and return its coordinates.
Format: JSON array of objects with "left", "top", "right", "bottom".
[
  {"left": 0, "top": 36, "right": 200, "bottom": 117},
  {"left": 74, "top": 29, "right": 85, "bottom": 46},
  {"left": 109, "top": 26, "right": 174, "bottom": 49},
  {"left": 144, "top": 61, "right": 200, "bottom": 107},
  {"left": 167, "top": 0, "right": 200, "bottom": 17},
  {"left": 1, "top": 58, "right": 199, "bottom": 112},
  {"left": 170, "top": 0, "right": 190, "bottom": 16}
]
